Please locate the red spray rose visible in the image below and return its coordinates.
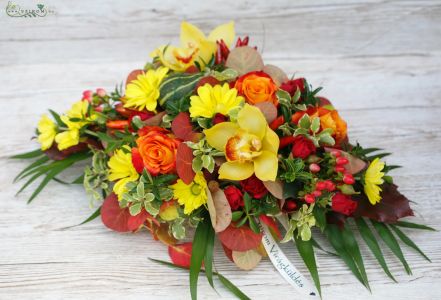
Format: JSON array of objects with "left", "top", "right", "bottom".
[
  {"left": 280, "top": 78, "right": 305, "bottom": 96},
  {"left": 292, "top": 136, "right": 316, "bottom": 159},
  {"left": 332, "top": 192, "right": 358, "bottom": 216},
  {"left": 240, "top": 175, "right": 268, "bottom": 199},
  {"left": 223, "top": 186, "right": 244, "bottom": 210}
]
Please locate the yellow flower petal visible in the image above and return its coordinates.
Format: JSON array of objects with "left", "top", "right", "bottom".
[
  {"left": 180, "top": 21, "right": 206, "bottom": 48},
  {"left": 55, "top": 129, "right": 80, "bottom": 151},
  {"left": 363, "top": 158, "right": 385, "bottom": 205},
  {"left": 204, "top": 122, "right": 239, "bottom": 152},
  {"left": 253, "top": 150, "right": 278, "bottom": 181},
  {"left": 237, "top": 104, "right": 267, "bottom": 139},
  {"left": 218, "top": 161, "right": 254, "bottom": 180},
  {"left": 208, "top": 21, "right": 235, "bottom": 47},
  {"left": 37, "top": 115, "right": 57, "bottom": 150},
  {"left": 262, "top": 127, "right": 279, "bottom": 154}
]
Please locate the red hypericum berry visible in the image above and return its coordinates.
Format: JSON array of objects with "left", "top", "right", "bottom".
[
  {"left": 325, "top": 180, "right": 336, "bottom": 191},
  {"left": 312, "top": 190, "right": 322, "bottom": 197},
  {"left": 284, "top": 200, "right": 297, "bottom": 212},
  {"left": 316, "top": 181, "right": 327, "bottom": 191},
  {"left": 309, "top": 163, "right": 321, "bottom": 173},
  {"left": 330, "top": 150, "right": 341, "bottom": 157},
  {"left": 305, "top": 194, "right": 315, "bottom": 204},
  {"left": 336, "top": 157, "right": 349, "bottom": 166},
  {"left": 343, "top": 174, "right": 355, "bottom": 185},
  {"left": 335, "top": 166, "right": 346, "bottom": 173}
]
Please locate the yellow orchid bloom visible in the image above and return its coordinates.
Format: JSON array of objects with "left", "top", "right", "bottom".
[
  {"left": 108, "top": 147, "right": 140, "bottom": 200},
  {"left": 37, "top": 114, "right": 57, "bottom": 150},
  {"left": 363, "top": 158, "right": 385, "bottom": 205},
  {"left": 124, "top": 67, "right": 169, "bottom": 111},
  {"left": 189, "top": 83, "right": 243, "bottom": 118},
  {"left": 204, "top": 104, "right": 279, "bottom": 181},
  {"left": 151, "top": 21, "right": 235, "bottom": 72}
]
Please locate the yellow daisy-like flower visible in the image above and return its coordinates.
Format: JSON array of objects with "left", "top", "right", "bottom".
[
  {"left": 189, "top": 83, "right": 244, "bottom": 118},
  {"left": 363, "top": 158, "right": 385, "bottom": 205},
  {"left": 151, "top": 21, "right": 235, "bottom": 72},
  {"left": 108, "top": 147, "right": 140, "bottom": 200},
  {"left": 55, "top": 100, "right": 96, "bottom": 151},
  {"left": 55, "top": 129, "right": 80, "bottom": 151},
  {"left": 204, "top": 104, "right": 280, "bottom": 181},
  {"left": 37, "top": 114, "right": 57, "bottom": 150},
  {"left": 124, "top": 67, "right": 169, "bottom": 112},
  {"left": 171, "top": 172, "right": 207, "bottom": 215}
]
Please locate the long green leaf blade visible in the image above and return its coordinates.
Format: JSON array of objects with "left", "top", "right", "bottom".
[
  {"left": 395, "top": 221, "right": 436, "bottom": 231},
  {"left": 355, "top": 218, "right": 396, "bottom": 282},
  {"left": 341, "top": 224, "right": 370, "bottom": 291},
  {"left": 294, "top": 235, "right": 321, "bottom": 297},
  {"left": 14, "top": 155, "right": 49, "bottom": 182},
  {"left": 371, "top": 220, "right": 412, "bottom": 275},
  {"left": 78, "top": 206, "right": 102, "bottom": 226},
  {"left": 190, "top": 214, "right": 210, "bottom": 300},
  {"left": 326, "top": 225, "right": 367, "bottom": 289},
  {"left": 311, "top": 238, "right": 338, "bottom": 256},
  {"left": 389, "top": 225, "right": 431, "bottom": 262},
  {"left": 10, "top": 149, "right": 43, "bottom": 159},
  {"left": 204, "top": 224, "right": 215, "bottom": 288},
  {"left": 217, "top": 273, "right": 251, "bottom": 300},
  {"left": 149, "top": 258, "right": 251, "bottom": 300}
]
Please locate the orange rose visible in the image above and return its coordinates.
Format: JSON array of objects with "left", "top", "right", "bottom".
[
  {"left": 136, "top": 126, "right": 180, "bottom": 175},
  {"left": 292, "top": 106, "right": 348, "bottom": 146},
  {"left": 234, "top": 71, "right": 278, "bottom": 105}
]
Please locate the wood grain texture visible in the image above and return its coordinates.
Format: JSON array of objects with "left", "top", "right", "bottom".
[{"left": 1, "top": 0, "right": 441, "bottom": 299}]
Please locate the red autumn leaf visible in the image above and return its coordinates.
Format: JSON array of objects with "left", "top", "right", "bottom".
[
  {"left": 131, "top": 147, "right": 144, "bottom": 174},
  {"left": 101, "top": 193, "right": 132, "bottom": 232},
  {"left": 195, "top": 76, "right": 221, "bottom": 90},
  {"left": 143, "top": 111, "right": 167, "bottom": 127},
  {"left": 259, "top": 215, "right": 282, "bottom": 240},
  {"left": 127, "top": 209, "right": 150, "bottom": 231},
  {"left": 222, "top": 243, "right": 234, "bottom": 262},
  {"left": 176, "top": 143, "right": 196, "bottom": 184},
  {"left": 171, "top": 112, "right": 197, "bottom": 141},
  {"left": 168, "top": 242, "right": 193, "bottom": 268},
  {"left": 354, "top": 183, "right": 414, "bottom": 223},
  {"left": 126, "top": 69, "right": 144, "bottom": 86},
  {"left": 218, "top": 224, "right": 263, "bottom": 252}
]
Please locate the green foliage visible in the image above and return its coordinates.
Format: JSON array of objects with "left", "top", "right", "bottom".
[
  {"left": 121, "top": 171, "right": 176, "bottom": 217},
  {"left": 295, "top": 114, "right": 335, "bottom": 147},
  {"left": 186, "top": 139, "right": 223, "bottom": 173},
  {"left": 294, "top": 235, "right": 321, "bottom": 297},
  {"left": 281, "top": 204, "right": 316, "bottom": 242},
  {"left": 83, "top": 150, "right": 110, "bottom": 204},
  {"left": 149, "top": 258, "right": 251, "bottom": 300},
  {"left": 279, "top": 158, "right": 312, "bottom": 183},
  {"left": 96, "top": 129, "right": 136, "bottom": 154},
  {"left": 14, "top": 151, "right": 92, "bottom": 203},
  {"left": 159, "top": 72, "right": 204, "bottom": 106},
  {"left": 210, "top": 68, "right": 239, "bottom": 81}
]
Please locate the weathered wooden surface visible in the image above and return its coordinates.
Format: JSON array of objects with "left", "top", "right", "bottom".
[{"left": 1, "top": 0, "right": 441, "bottom": 299}]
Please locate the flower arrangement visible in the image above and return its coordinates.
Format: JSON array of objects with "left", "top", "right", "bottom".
[{"left": 13, "top": 21, "right": 434, "bottom": 299}]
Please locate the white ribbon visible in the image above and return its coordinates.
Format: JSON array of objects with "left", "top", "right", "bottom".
[{"left": 260, "top": 222, "right": 319, "bottom": 298}]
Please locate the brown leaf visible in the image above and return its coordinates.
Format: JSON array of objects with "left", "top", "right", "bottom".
[
  {"left": 206, "top": 186, "right": 232, "bottom": 233},
  {"left": 263, "top": 64, "right": 288, "bottom": 86},
  {"left": 218, "top": 224, "right": 262, "bottom": 251},
  {"left": 354, "top": 183, "right": 414, "bottom": 223},
  {"left": 232, "top": 249, "right": 262, "bottom": 270},
  {"left": 263, "top": 180, "right": 284, "bottom": 199},
  {"left": 255, "top": 102, "right": 278, "bottom": 124},
  {"left": 126, "top": 69, "right": 144, "bottom": 86},
  {"left": 225, "top": 46, "right": 264, "bottom": 76},
  {"left": 171, "top": 112, "right": 198, "bottom": 141},
  {"left": 143, "top": 111, "right": 167, "bottom": 127}
]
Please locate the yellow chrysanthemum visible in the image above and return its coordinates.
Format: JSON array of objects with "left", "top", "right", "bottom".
[
  {"left": 124, "top": 67, "right": 169, "bottom": 112},
  {"left": 204, "top": 104, "right": 280, "bottom": 181},
  {"left": 189, "top": 83, "right": 244, "bottom": 118},
  {"left": 171, "top": 172, "right": 207, "bottom": 215},
  {"left": 108, "top": 147, "right": 140, "bottom": 200},
  {"left": 55, "top": 100, "right": 96, "bottom": 151},
  {"left": 151, "top": 21, "right": 235, "bottom": 72},
  {"left": 37, "top": 114, "right": 57, "bottom": 150},
  {"left": 363, "top": 158, "right": 385, "bottom": 205},
  {"left": 55, "top": 129, "right": 80, "bottom": 151}
]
